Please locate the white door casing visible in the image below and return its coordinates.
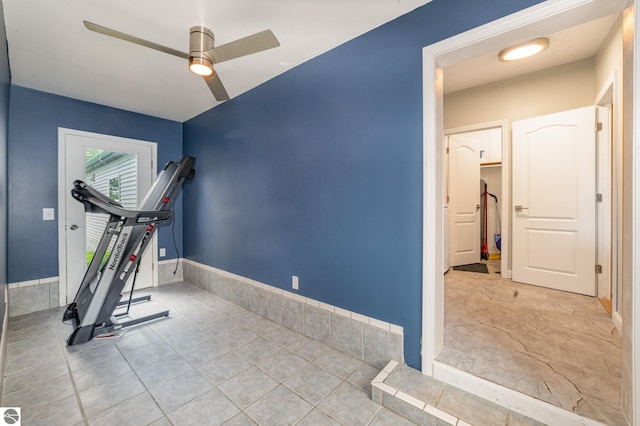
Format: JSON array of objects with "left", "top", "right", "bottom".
[
  {"left": 512, "top": 106, "right": 596, "bottom": 296},
  {"left": 594, "top": 72, "right": 620, "bottom": 328},
  {"left": 448, "top": 133, "right": 481, "bottom": 266},
  {"left": 58, "top": 128, "right": 158, "bottom": 305}
]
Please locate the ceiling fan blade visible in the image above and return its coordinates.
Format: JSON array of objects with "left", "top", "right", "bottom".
[
  {"left": 83, "top": 21, "right": 189, "bottom": 59},
  {"left": 204, "top": 72, "right": 230, "bottom": 101},
  {"left": 208, "top": 30, "right": 280, "bottom": 64}
]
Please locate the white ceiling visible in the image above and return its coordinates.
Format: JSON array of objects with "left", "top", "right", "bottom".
[
  {"left": 443, "top": 12, "right": 621, "bottom": 94},
  {"left": 2, "top": 0, "right": 431, "bottom": 122},
  {"left": 1, "top": 1, "right": 622, "bottom": 122}
]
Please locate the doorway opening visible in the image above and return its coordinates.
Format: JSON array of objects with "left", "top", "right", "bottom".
[
  {"left": 444, "top": 121, "right": 509, "bottom": 278},
  {"left": 443, "top": 105, "right": 619, "bottom": 422},
  {"left": 421, "top": 0, "right": 634, "bottom": 423}
]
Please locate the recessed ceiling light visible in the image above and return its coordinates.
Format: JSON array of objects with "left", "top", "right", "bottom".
[{"left": 499, "top": 38, "right": 549, "bottom": 62}]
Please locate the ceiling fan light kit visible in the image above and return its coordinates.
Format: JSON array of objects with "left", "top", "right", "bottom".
[
  {"left": 83, "top": 20, "right": 281, "bottom": 102},
  {"left": 189, "top": 56, "right": 214, "bottom": 76},
  {"left": 189, "top": 26, "right": 215, "bottom": 76}
]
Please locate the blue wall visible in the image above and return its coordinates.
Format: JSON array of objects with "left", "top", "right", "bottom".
[
  {"left": 183, "top": 0, "right": 543, "bottom": 369},
  {"left": 7, "top": 86, "right": 183, "bottom": 283}
]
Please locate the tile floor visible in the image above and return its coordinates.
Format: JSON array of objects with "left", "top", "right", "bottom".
[
  {"left": 376, "top": 361, "right": 545, "bottom": 426},
  {"left": 2, "top": 282, "right": 413, "bottom": 425},
  {"left": 438, "top": 260, "right": 625, "bottom": 425}
]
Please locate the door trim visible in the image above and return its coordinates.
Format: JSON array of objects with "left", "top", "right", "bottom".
[
  {"left": 421, "top": 0, "right": 634, "bottom": 422},
  {"left": 57, "top": 128, "right": 159, "bottom": 306},
  {"left": 631, "top": 4, "right": 640, "bottom": 421},
  {"left": 595, "top": 72, "right": 620, "bottom": 328}
]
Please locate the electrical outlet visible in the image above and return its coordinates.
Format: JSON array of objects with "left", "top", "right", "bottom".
[
  {"left": 160, "top": 248, "right": 166, "bottom": 257},
  {"left": 292, "top": 275, "right": 299, "bottom": 290},
  {"left": 43, "top": 208, "right": 55, "bottom": 221}
]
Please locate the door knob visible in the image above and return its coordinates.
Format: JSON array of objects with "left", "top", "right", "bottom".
[
  {"left": 69, "top": 224, "right": 78, "bottom": 230},
  {"left": 476, "top": 204, "right": 481, "bottom": 210},
  {"left": 514, "top": 205, "right": 529, "bottom": 213}
]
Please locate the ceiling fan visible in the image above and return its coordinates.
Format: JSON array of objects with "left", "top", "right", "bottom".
[{"left": 83, "top": 21, "right": 280, "bottom": 101}]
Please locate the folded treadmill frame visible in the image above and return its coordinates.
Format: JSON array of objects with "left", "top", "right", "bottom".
[{"left": 63, "top": 155, "right": 195, "bottom": 345}]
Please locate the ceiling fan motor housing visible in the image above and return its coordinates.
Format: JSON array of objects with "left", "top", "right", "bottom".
[
  {"left": 189, "top": 26, "right": 215, "bottom": 70},
  {"left": 82, "top": 20, "right": 279, "bottom": 101}
]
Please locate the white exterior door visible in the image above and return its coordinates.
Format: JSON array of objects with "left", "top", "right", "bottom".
[
  {"left": 58, "top": 129, "right": 157, "bottom": 304},
  {"left": 512, "top": 106, "right": 596, "bottom": 296},
  {"left": 448, "top": 133, "right": 481, "bottom": 266}
]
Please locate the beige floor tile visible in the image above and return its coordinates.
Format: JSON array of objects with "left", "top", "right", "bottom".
[{"left": 439, "top": 260, "right": 624, "bottom": 424}]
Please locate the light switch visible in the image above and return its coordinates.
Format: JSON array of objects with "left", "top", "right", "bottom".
[{"left": 43, "top": 208, "right": 55, "bottom": 221}]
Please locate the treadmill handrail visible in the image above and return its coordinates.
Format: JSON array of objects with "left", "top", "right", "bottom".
[{"left": 72, "top": 180, "right": 173, "bottom": 222}]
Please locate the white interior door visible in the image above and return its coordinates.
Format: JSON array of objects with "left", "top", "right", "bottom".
[
  {"left": 448, "top": 133, "right": 481, "bottom": 266},
  {"left": 512, "top": 106, "right": 596, "bottom": 296},
  {"left": 58, "top": 129, "right": 157, "bottom": 304}
]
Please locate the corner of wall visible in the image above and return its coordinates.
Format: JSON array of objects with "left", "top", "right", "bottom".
[{"left": 181, "top": 259, "right": 405, "bottom": 369}]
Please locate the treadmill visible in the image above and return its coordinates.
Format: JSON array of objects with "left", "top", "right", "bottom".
[{"left": 63, "top": 155, "right": 195, "bottom": 345}]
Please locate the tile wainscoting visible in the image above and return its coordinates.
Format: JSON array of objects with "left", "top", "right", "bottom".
[
  {"left": 158, "top": 258, "right": 183, "bottom": 285},
  {"left": 180, "top": 259, "right": 404, "bottom": 370},
  {"left": 8, "top": 259, "right": 405, "bottom": 371},
  {"left": 7, "top": 278, "right": 59, "bottom": 317},
  {"left": 7, "top": 259, "right": 183, "bottom": 318}
]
